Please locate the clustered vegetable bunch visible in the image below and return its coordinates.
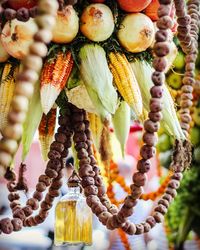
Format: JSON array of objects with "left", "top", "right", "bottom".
[{"left": 0, "top": 1, "right": 199, "bottom": 249}]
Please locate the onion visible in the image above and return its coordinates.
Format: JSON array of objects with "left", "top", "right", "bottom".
[
  {"left": 0, "top": 39, "right": 9, "bottom": 62},
  {"left": 80, "top": 3, "right": 114, "bottom": 42},
  {"left": 52, "top": 5, "right": 79, "bottom": 44},
  {"left": 1, "top": 18, "right": 38, "bottom": 60},
  {"left": 117, "top": 13, "right": 155, "bottom": 53}
]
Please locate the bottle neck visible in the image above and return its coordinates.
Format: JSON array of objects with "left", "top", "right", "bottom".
[{"left": 67, "top": 186, "right": 81, "bottom": 194}]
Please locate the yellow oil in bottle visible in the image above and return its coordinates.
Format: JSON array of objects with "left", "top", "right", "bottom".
[{"left": 54, "top": 186, "right": 92, "bottom": 246}]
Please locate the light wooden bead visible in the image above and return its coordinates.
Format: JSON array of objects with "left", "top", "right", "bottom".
[
  {"left": 17, "top": 69, "right": 39, "bottom": 83},
  {"left": 0, "top": 139, "right": 18, "bottom": 155},
  {"left": 29, "top": 42, "right": 48, "bottom": 58},
  {"left": 23, "top": 55, "right": 43, "bottom": 72},
  {"left": 34, "top": 29, "right": 53, "bottom": 44},
  {"left": 0, "top": 151, "right": 12, "bottom": 167},
  {"left": 36, "top": 15, "right": 56, "bottom": 29},
  {"left": 38, "top": 0, "right": 58, "bottom": 15},
  {"left": 8, "top": 111, "right": 26, "bottom": 124},
  {"left": 12, "top": 96, "right": 29, "bottom": 112},
  {"left": 2, "top": 123, "right": 23, "bottom": 140},
  {"left": 15, "top": 82, "right": 34, "bottom": 98}
]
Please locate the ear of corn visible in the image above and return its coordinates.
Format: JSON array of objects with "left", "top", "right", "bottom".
[
  {"left": 22, "top": 80, "right": 43, "bottom": 161},
  {"left": 130, "top": 60, "right": 185, "bottom": 140},
  {"left": 87, "top": 113, "right": 104, "bottom": 151},
  {"left": 112, "top": 101, "right": 130, "bottom": 157},
  {"left": 79, "top": 44, "right": 118, "bottom": 117},
  {"left": 40, "top": 51, "right": 74, "bottom": 115},
  {"left": 0, "top": 63, "right": 19, "bottom": 132},
  {"left": 39, "top": 108, "right": 57, "bottom": 161},
  {"left": 108, "top": 52, "right": 143, "bottom": 119}
]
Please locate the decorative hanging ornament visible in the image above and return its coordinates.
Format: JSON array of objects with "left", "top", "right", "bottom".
[{"left": 55, "top": 170, "right": 93, "bottom": 246}]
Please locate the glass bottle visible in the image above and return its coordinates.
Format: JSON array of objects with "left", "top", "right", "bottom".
[{"left": 54, "top": 171, "right": 93, "bottom": 246}]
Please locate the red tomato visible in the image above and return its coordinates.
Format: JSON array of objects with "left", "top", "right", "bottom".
[
  {"left": 144, "top": 0, "right": 160, "bottom": 21},
  {"left": 117, "top": 0, "right": 152, "bottom": 13},
  {"left": 7, "top": 0, "right": 37, "bottom": 10}
]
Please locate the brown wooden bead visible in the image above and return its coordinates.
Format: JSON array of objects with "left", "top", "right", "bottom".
[
  {"left": 135, "top": 224, "right": 144, "bottom": 235},
  {"left": 157, "top": 16, "right": 173, "bottom": 29},
  {"left": 168, "top": 179, "right": 180, "bottom": 189},
  {"left": 172, "top": 172, "right": 183, "bottom": 181},
  {"left": 94, "top": 176, "right": 103, "bottom": 186},
  {"left": 48, "top": 150, "right": 61, "bottom": 160},
  {"left": 150, "top": 98, "right": 163, "bottom": 112},
  {"left": 93, "top": 204, "right": 107, "bottom": 216},
  {"left": 162, "top": 194, "right": 173, "bottom": 203},
  {"left": 49, "top": 188, "right": 60, "bottom": 197},
  {"left": 41, "top": 201, "right": 52, "bottom": 210},
  {"left": 143, "top": 222, "right": 151, "bottom": 233},
  {"left": 12, "top": 218, "right": 23, "bottom": 232},
  {"left": 36, "top": 182, "right": 46, "bottom": 192},
  {"left": 74, "top": 122, "right": 85, "bottom": 132},
  {"left": 119, "top": 205, "right": 134, "bottom": 218},
  {"left": 98, "top": 212, "right": 111, "bottom": 225},
  {"left": 50, "top": 142, "right": 64, "bottom": 153},
  {"left": 73, "top": 132, "right": 87, "bottom": 143},
  {"left": 166, "top": 187, "right": 177, "bottom": 197},
  {"left": 79, "top": 164, "right": 95, "bottom": 178},
  {"left": 144, "top": 120, "right": 159, "bottom": 133},
  {"left": 39, "top": 175, "right": 51, "bottom": 186},
  {"left": 39, "top": 210, "right": 49, "bottom": 219},
  {"left": 158, "top": 199, "right": 169, "bottom": 208},
  {"left": 45, "top": 168, "right": 58, "bottom": 178},
  {"left": 33, "top": 191, "right": 43, "bottom": 201},
  {"left": 10, "top": 201, "right": 20, "bottom": 210},
  {"left": 84, "top": 185, "right": 98, "bottom": 196},
  {"left": 34, "top": 215, "right": 45, "bottom": 224},
  {"left": 79, "top": 157, "right": 91, "bottom": 166},
  {"left": 153, "top": 212, "right": 164, "bottom": 223},
  {"left": 109, "top": 205, "right": 118, "bottom": 214},
  {"left": 81, "top": 177, "right": 95, "bottom": 188},
  {"left": 153, "top": 57, "right": 167, "bottom": 72},
  {"left": 146, "top": 216, "right": 156, "bottom": 228},
  {"left": 51, "top": 179, "right": 63, "bottom": 189},
  {"left": 8, "top": 192, "right": 20, "bottom": 202},
  {"left": 155, "top": 204, "right": 167, "bottom": 215},
  {"left": 154, "top": 42, "right": 170, "bottom": 57},
  {"left": 23, "top": 206, "right": 33, "bottom": 217},
  {"left": 26, "top": 198, "right": 39, "bottom": 210},
  {"left": 45, "top": 194, "right": 54, "bottom": 204},
  {"left": 143, "top": 132, "right": 158, "bottom": 146},
  {"left": 132, "top": 172, "right": 147, "bottom": 187},
  {"left": 157, "top": 4, "right": 171, "bottom": 17},
  {"left": 137, "top": 159, "right": 151, "bottom": 173},
  {"left": 130, "top": 184, "right": 143, "bottom": 198},
  {"left": 13, "top": 208, "right": 26, "bottom": 220},
  {"left": 0, "top": 218, "right": 14, "bottom": 234},
  {"left": 124, "top": 196, "right": 138, "bottom": 209},
  {"left": 140, "top": 145, "right": 156, "bottom": 160},
  {"left": 75, "top": 142, "right": 88, "bottom": 151},
  {"left": 152, "top": 71, "right": 165, "bottom": 85},
  {"left": 86, "top": 195, "right": 100, "bottom": 207},
  {"left": 77, "top": 148, "right": 88, "bottom": 159}
]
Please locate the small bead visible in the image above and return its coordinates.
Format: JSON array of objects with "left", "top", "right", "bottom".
[
  {"left": 13, "top": 208, "right": 26, "bottom": 220},
  {"left": 158, "top": 199, "right": 169, "bottom": 208},
  {"left": 137, "top": 159, "right": 151, "bottom": 173},
  {"left": 133, "top": 172, "right": 147, "bottom": 187},
  {"left": 124, "top": 196, "right": 138, "bottom": 209},
  {"left": 148, "top": 111, "right": 163, "bottom": 122},
  {"left": 135, "top": 224, "right": 144, "bottom": 235},
  {"left": 143, "top": 132, "right": 158, "bottom": 146},
  {"left": 0, "top": 218, "right": 13, "bottom": 234},
  {"left": 140, "top": 145, "right": 156, "bottom": 160},
  {"left": 153, "top": 212, "right": 164, "bottom": 223},
  {"left": 36, "top": 182, "right": 47, "bottom": 192},
  {"left": 33, "top": 191, "right": 43, "bottom": 201},
  {"left": 146, "top": 216, "right": 156, "bottom": 228},
  {"left": 23, "top": 206, "right": 33, "bottom": 217},
  {"left": 155, "top": 204, "right": 168, "bottom": 215},
  {"left": 26, "top": 198, "right": 39, "bottom": 210},
  {"left": 153, "top": 57, "right": 167, "bottom": 72},
  {"left": 12, "top": 218, "right": 23, "bottom": 232},
  {"left": 144, "top": 120, "right": 159, "bottom": 133},
  {"left": 166, "top": 187, "right": 177, "bottom": 198}
]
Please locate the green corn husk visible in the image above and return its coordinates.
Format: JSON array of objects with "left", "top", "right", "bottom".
[
  {"left": 79, "top": 44, "right": 118, "bottom": 119},
  {"left": 130, "top": 60, "right": 185, "bottom": 140},
  {"left": 22, "top": 80, "right": 43, "bottom": 160},
  {"left": 112, "top": 101, "right": 131, "bottom": 157},
  {"left": 67, "top": 65, "right": 82, "bottom": 90}
]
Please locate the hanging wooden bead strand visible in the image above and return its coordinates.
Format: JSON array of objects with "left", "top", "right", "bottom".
[
  {"left": 0, "top": 0, "right": 58, "bottom": 174},
  {"left": 1, "top": 110, "right": 73, "bottom": 233}
]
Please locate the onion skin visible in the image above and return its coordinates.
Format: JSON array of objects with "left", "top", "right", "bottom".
[
  {"left": 0, "top": 39, "right": 10, "bottom": 62},
  {"left": 117, "top": 13, "right": 155, "bottom": 53},
  {"left": 52, "top": 6, "right": 79, "bottom": 44},
  {"left": 117, "top": 0, "right": 151, "bottom": 13},
  {"left": 80, "top": 3, "right": 114, "bottom": 42},
  {"left": 1, "top": 18, "right": 38, "bottom": 60}
]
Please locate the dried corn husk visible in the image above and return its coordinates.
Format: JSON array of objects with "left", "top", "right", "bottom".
[
  {"left": 79, "top": 44, "right": 118, "bottom": 118},
  {"left": 112, "top": 101, "right": 131, "bottom": 157},
  {"left": 131, "top": 60, "right": 185, "bottom": 140}
]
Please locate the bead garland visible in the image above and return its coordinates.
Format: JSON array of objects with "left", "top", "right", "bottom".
[
  {"left": 0, "top": 0, "right": 199, "bottom": 237},
  {"left": 0, "top": 0, "right": 58, "bottom": 173}
]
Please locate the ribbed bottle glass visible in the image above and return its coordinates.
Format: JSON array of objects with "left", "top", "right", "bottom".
[{"left": 54, "top": 186, "right": 92, "bottom": 246}]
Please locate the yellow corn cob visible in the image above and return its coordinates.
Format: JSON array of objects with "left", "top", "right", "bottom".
[
  {"left": 87, "top": 112, "right": 103, "bottom": 151},
  {"left": 0, "top": 63, "right": 18, "bottom": 132},
  {"left": 109, "top": 52, "right": 143, "bottom": 119},
  {"left": 39, "top": 108, "right": 57, "bottom": 161}
]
